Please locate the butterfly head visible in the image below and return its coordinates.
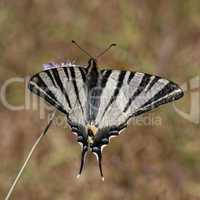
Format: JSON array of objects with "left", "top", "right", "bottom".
[
  {"left": 88, "top": 58, "right": 97, "bottom": 65},
  {"left": 87, "top": 58, "right": 98, "bottom": 74}
]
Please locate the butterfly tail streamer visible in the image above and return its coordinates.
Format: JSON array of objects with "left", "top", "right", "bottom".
[
  {"left": 98, "top": 152, "right": 104, "bottom": 181},
  {"left": 93, "top": 150, "right": 104, "bottom": 181},
  {"left": 77, "top": 145, "right": 88, "bottom": 178},
  {"left": 4, "top": 110, "right": 57, "bottom": 200}
]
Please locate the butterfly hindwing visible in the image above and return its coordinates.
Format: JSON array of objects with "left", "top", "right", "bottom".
[{"left": 92, "top": 124, "right": 127, "bottom": 152}]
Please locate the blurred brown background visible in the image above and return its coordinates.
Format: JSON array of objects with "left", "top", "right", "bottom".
[{"left": 0, "top": 0, "right": 199, "bottom": 199}]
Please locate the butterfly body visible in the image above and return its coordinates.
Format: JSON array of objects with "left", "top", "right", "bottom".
[{"left": 28, "top": 57, "right": 184, "bottom": 179}]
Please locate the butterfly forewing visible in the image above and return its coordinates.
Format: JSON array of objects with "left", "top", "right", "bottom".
[
  {"left": 28, "top": 66, "right": 88, "bottom": 128},
  {"left": 92, "top": 69, "right": 183, "bottom": 149}
]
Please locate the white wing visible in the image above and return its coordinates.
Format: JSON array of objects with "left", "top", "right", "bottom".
[
  {"left": 28, "top": 66, "right": 87, "bottom": 127},
  {"left": 94, "top": 69, "right": 183, "bottom": 130}
]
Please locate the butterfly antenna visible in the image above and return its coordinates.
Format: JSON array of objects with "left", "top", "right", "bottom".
[
  {"left": 96, "top": 43, "right": 117, "bottom": 59},
  {"left": 72, "top": 40, "right": 92, "bottom": 58},
  {"left": 77, "top": 146, "right": 88, "bottom": 179},
  {"left": 4, "top": 110, "right": 57, "bottom": 200}
]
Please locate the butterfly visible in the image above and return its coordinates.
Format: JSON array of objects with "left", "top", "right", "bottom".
[{"left": 5, "top": 41, "right": 184, "bottom": 200}]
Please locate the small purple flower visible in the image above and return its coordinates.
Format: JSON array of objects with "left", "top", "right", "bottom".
[
  {"left": 43, "top": 62, "right": 60, "bottom": 70},
  {"left": 42, "top": 60, "right": 77, "bottom": 70}
]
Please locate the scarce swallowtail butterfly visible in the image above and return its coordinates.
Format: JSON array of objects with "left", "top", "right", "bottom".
[{"left": 5, "top": 41, "right": 184, "bottom": 200}]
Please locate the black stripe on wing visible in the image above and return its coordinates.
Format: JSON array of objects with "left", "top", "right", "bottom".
[
  {"left": 28, "top": 73, "right": 68, "bottom": 115},
  {"left": 51, "top": 68, "right": 72, "bottom": 109},
  {"left": 79, "top": 68, "right": 87, "bottom": 82},
  {"left": 45, "top": 70, "right": 57, "bottom": 87},
  {"left": 123, "top": 73, "right": 152, "bottom": 112},
  {"left": 132, "top": 81, "right": 184, "bottom": 117},
  {"left": 28, "top": 66, "right": 87, "bottom": 116},
  {"left": 63, "top": 68, "right": 69, "bottom": 79},
  {"left": 146, "top": 76, "right": 160, "bottom": 91},
  {"left": 69, "top": 67, "right": 84, "bottom": 114},
  {"left": 127, "top": 72, "right": 135, "bottom": 84},
  {"left": 100, "top": 71, "right": 126, "bottom": 120}
]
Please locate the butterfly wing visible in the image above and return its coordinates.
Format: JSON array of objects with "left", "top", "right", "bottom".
[
  {"left": 92, "top": 69, "right": 184, "bottom": 151},
  {"left": 28, "top": 66, "right": 88, "bottom": 145}
]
